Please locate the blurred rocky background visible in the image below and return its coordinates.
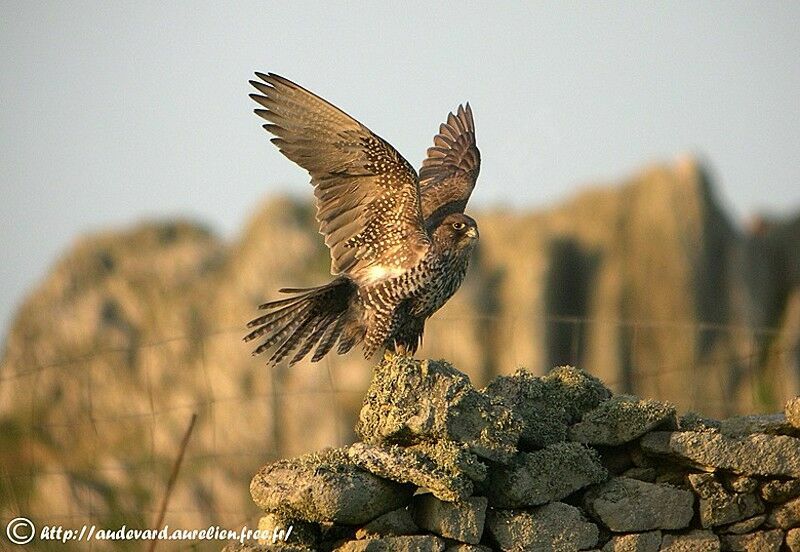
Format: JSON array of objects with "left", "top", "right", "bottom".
[{"left": 1, "top": 158, "right": 798, "bottom": 549}]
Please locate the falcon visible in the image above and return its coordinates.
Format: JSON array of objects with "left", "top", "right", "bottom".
[{"left": 244, "top": 73, "right": 481, "bottom": 366}]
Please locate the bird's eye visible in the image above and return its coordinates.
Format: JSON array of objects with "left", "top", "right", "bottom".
[{"left": 452, "top": 222, "right": 466, "bottom": 230}]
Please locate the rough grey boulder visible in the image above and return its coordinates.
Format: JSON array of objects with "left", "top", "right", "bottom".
[
  {"left": 348, "top": 441, "right": 485, "bottom": 502},
  {"left": 766, "top": 495, "right": 800, "bottom": 528},
  {"left": 484, "top": 367, "right": 612, "bottom": 450},
  {"left": 787, "top": 528, "right": 800, "bottom": 552},
  {"left": 480, "top": 442, "right": 607, "bottom": 508},
  {"left": 355, "top": 507, "right": 418, "bottom": 539},
  {"left": 411, "top": 495, "right": 487, "bottom": 545},
  {"left": 485, "top": 502, "right": 598, "bottom": 552},
  {"left": 333, "top": 535, "right": 445, "bottom": 551},
  {"left": 584, "top": 477, "right": 694, "bottom": 532},
  {"left": 570, "top": 395, "right": 676, "bottom": 446},
  {"left": 250, "top": 447, "right": 413, "bottom": 524},
  {"left": 719, "top": 413, "right": 794, "bottom": 437},
  {"left": 718, "top": 529, "right": 783, "bottom": 551},
  {"left": 640, "top": 431, "right": 800, "bottom": 476},
  {"left": 356, "top": 357, "right": 522, "bottom": 463},
  {"left": 601, "top": 530, "right": 661, "bottom": 551},
  {"left": 720, "top": 514, "right": 766, "bottom": 534},
  {"left": 686, "top": 473, "right": 764, "bottom": 528},
  {"left": 760, "top": 478, "right": 800, "bottom": 503},
  {"left": 658, "top": 530, "right": 720, "bottom": 551},
  {"left": 786, "top": 397, "right": 800, "bottom": 429}
]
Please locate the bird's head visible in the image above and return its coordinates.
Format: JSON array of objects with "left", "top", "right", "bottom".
[{"left": 432, "top": 213, "right": 479, "bottom": 252}]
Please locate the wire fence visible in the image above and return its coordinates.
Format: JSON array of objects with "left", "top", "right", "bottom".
[{"left": 0, "top": 313, "right": 798, "bottom": 550}]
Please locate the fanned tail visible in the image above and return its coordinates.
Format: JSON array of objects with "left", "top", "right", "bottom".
[{"left": 244, "top": 277, "right": 356, "bottom": 366}]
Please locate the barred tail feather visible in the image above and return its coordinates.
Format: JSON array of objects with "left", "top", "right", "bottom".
[{"left": 245, "top": 277, "right": 356, "bottom": 366}]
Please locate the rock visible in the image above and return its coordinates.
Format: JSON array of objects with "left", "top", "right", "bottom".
[
  {"left": 719, "top": 413, "right": 794, "bottom": 437},
  {"left": 786, "top": 397, "right": 800, "bottom": 429},
  {"left": 222, "top": 544, "right": 313, "bottom": 552},
  {"left": 333, "top": 535, "right": 445, "bottom": 551},
  {"left": 720, "top": 514, "right": 766, "bottom": 534},
  {"left": 443, "top": 545, "right": 492, "bottom": 552},
  {"left": 256, "top": 513, "right": 319, "bottom": 547},
  {"left": 718, "top": 529, "right": 783, "bottom": 551},
  {"left": 483, "top": 366, "right": 612, "bottom": 450},
  {"left": 720, "top": 474, "right": 758, "bottom": 494},
  {"left": 411, "top": 495, "right": 487, "bottom": 545},
  {"left": 481, "top": 442, "right": 607, "bottom": 507},
  {"left": 356, "top": 357, "right": 522, "bottom": 463},
  {"left": 787, "top": 528, "right": 800, "bottom": 551},
  {"left": 485, "top": 502, "right": 598, "bottom": 552},
  {"left": 622, "top": 467, "right": 657, "bottom": 482},
  {"left": 601, "top": 530, "right": 661, "bottom": 551},
  {"left": 766, "top": 495, "right": 800, "bottom": 528},
  {"left": 760, "top": 478, "right": 800, "bottom": 503},
  {"left": 658, "top": 530, "right": 720, "bottom": 551},
  {"left": 250, "top": 448, "right": 413, "bottom": 524},
  {"left": 570, "top": 395, "right": 676, "bottom": 446},
  {"left": 355, "top": 507, "right": 418, "bottom": 539},
  {"left": 640, "top": 431, "right": 800, "bottom": 476},
  {"left": 348, "top": 441, "right": 485, "bottom": 502},
  {"left": 687, "top": 473, "right": 764, "bottom": 528},
  {"left": 544, "top": 366, "right": 614, "bottom": 423},
  {"left": 584, "top": 477, "right": 694, "bottom": 532},
  {"left": 679, "top": 412, "right": 722, "bottom": 431}
]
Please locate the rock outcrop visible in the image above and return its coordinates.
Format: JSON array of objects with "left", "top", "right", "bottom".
[{"left": 224, "top": 356, "right": 800, "bottom": 551}]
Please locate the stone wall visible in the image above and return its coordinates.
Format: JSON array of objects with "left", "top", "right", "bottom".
[{"left": 225, "top": 357, "right": 800, "bottom": 551}]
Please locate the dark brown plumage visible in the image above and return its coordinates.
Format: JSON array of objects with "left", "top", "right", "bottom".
[{"left": 244, "top": 73, "right": 481, "bottom": 365}]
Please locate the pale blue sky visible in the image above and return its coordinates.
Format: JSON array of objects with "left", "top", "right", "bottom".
[{"left": 1, "top": 2, "right": 799, "bottom": 335}]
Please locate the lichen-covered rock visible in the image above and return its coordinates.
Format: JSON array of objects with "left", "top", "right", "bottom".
[
  {"left": 356, "top": 357, "right": 522, "bottom": 463},
  {"left": 760, "top": 478, "right": 800, "bottom": 503},
  {"left": 355, "top": 507, "right": 418, "bottom": 539},
  {"left": 601, "top": 530, "right": 661, "bottom": 551},
  {"left": 584, "top": 477, "right": 694, "bottom": 532},
  {"left": 718, "top": 529, "right": 783, "bottom": 551},
  {"left": 622, "top": 467, "right": 657, "bottom": 482},
  {"left": 256, "top": 513, "right": 319, "bottom": 547},
  {"left": 687, "top": 473, "right": 764, "bottom": 528},
  {"left": 411, "top": 495, "right": 487, "bottom": 545},
  {"left": 659, "top": 530, "right": 720, "bottom": 551},
  {"left": 443, "top": 545, "right": 491, "bottom": 552},
  {"left": 222, "top": 544, "right": 313, "bottom": 552},
  {"left": 250, "top": 448, "right": 413, "bottom": 524},
  {"left": 720, "top": 474, "right": 758, "bottom": 494},
  {"left": 348, "top": 441, "right": 484, "bottom": 502},
  {"left": 570, "top": 395, "right": 676, "bottom": 446},
  {"left": 719, "top": 413, "right": 794, "bottom": 437},
  {"left": 720, "top": 514, "right": 766, "bottom": 534},
  {"left": 481, "top": 442, "right": 607, "bottom": 508},
  {"left": 786, "top": 397, "right": 800, "bottom": 429},
  {"left": 640, "top": 431, "right": 800, "bottom": 476},
  {"left": 482, "top": 370, "right": 568, "bottom": 448},
  {"left": 679, "top": 412, "right": 721, "bottom": 431},
  {"left": 766, "top": 495, "right": 800, "bottom": 528},
  {"left": 787, "top": 528, "right": 800, "bottom": 551},
  {"left": 485, "top": 502, "right": 598, "bottom": 552},
  {"left": 333, "top": 535, "right": 445, "bottom": 551},
  {"left": 483, "top": 366, "right": 612, "bottom": 450}
]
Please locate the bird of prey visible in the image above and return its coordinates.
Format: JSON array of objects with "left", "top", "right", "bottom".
[{"left": 244, "top": 73, "right": 481, "bottom": 366}]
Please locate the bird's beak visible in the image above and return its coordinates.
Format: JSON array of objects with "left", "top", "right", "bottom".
[{"left": 466, "top": 227, "right": 479, "bottom": 240}]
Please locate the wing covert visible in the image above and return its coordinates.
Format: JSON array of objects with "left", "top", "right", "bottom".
[{"left": 249, "top": 72, "right": 430, "bottom": 282}]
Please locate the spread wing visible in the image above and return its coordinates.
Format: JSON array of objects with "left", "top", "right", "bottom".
[
  {"left": 418, "top": 103, "right": 480, "bottom": 226},
  {"left": 250, "top": 73, "right": 430, "bottom": 282}
]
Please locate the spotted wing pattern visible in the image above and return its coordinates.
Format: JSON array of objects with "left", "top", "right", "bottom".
[
  {"left": 418, "top": 104, "right": 480, "bottom": 226},
  {"left": 249, "top": 73, "right": 430, "bottom": 283}
]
